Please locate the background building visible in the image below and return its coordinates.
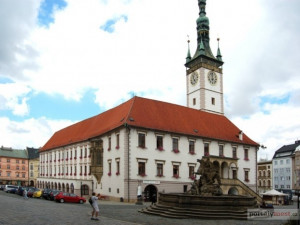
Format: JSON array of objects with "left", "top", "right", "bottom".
[
  {"left": 0, "top": 146, "right": 29, "bottom": 186},
  {"left": 257, "top": 160, "right": 272, "bottom": 194},
  {"left": 27, "top": 147, "right": 40, "bottom": 187},
  {"left": 272, "top": 140, "right": 300, "bottom": 190}
]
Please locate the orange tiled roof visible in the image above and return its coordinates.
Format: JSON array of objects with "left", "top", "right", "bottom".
[{"left": 40, "top": 96, "right": 258, "bottom": 152}]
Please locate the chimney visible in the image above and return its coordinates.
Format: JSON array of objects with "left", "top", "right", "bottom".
[{"left": 239, "top": 131, "right": 243, "bottom": 141}]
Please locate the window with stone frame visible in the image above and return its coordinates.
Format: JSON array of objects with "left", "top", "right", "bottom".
[
  {"left": 232, "top": 146, "right": 237, "bottom": 158},
  {"left": 204, "top": 142, "right": 210, "bottom": 156},
  {"left": 138, "top": 133, "right": 146, "bottom": 148},
  {"left": 172, "top": 138, "right": 179, "bottom": 152},
  {"left": 108, "top": 137, "right": 111, "bottom": 150},
  {"left": 108, "top": 161, "right": 112, "bottom": 176},
  {"left": 138, "top": 162, "right": 146, "bottom": 176},
  {"left": 157, "top": 163, "right": 163, "bottom": 177},
  {"left": 189, "top": 165, "right": 195, "bottom": 179},
  {"left": 189, "top": 140, "right": 195, "bottom": 154},
  {"left": 244, "top": 148, "right": 249, "bottom": 160},
  {"left": 244, "top": 169, "right": 249, "bottom": 182},
  {"left": 116, "top": 133, "right": 120, "bottom": 149},
  {"left": 156, "top": 135, "right": 163, "bottom": 150},
  {"left": 219, "top": 145, "right": 224, "bottom": 157},
  {"left": 173, "top": 165, "right": 179, "bottom": 178},
  {"left": 116, "top": 160, "right": 120, "bottom": 175}
]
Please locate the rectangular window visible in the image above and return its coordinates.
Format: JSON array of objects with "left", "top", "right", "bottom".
[
  {"left": 244, "top": 149, "right": 249, "bottom": 160},
  {"left": 84, "top": 148, "right": 87, "bottom": 157},
  {"left": 22, "top": 173, "right": 25, "bottom": 178},
  {"left": 189, "top": 166, "right": 195, "bottom": 178},
  {"left": 16, "top": 166, "right": 19, "bottom": 170},
  {"left": 138, "top": 162, "right": 146, "bottom": 176},
  {"left": 7, "top": 172, "right": 10, "bottom": 177},
  {"left": 156, "top": 136, "right": 163, "bottom": 150},
  {"left": 244, "top": 170, "right": 249, "bottom": 181},
  {"left": 204, "top": 143, "right": 209, "bottom": 156},
  {"left": 232, "top": 146, "right": 237, "bottom": 158},
  {"left": 157, "top": 163, "right": 163, "bottom": 177},
  {"left": 22, "top": 160, "right": 25, "bottom": 164},
  {"left": 286, "top": 159, "right": 290, "bottom": 164},
  {"left": 189, "top": 140, "right": 195, "bottom": 154},
  {"left": 7, "top": 165, "right": 10, "bottom": 169},
  {"left": 16, "top": 160, "right": 19, "bottom": 163},
  {"left": 138, "top": 133, "right": 146, "bottom": 148},
  {"left": 7, "top": 159, "right": 10, "bottom": 163},
  {"left": 280, "top": 160, "right": 283, "bottom": 165},
  {"left": 30, "top": 164, "right": 33, "bottom": 170},
  {"left": 219, "top": 145, "right": 224, "bottom": 157},
  {"left": 173, "top": 165, "right": 179, "bottom": 178},
  {"left": 172, "top": 138, "right": 179, "bottom": 151},
  {"left": 211, "top": 97, "right": 215, "bottom": 105},
  {"left": 193, "top": 98, "right": 196, "bottom": 105},
  {"left": 108, "top": 162, "right": 111, "bottom": 175},
  {"left": 16, "top": 173, "right": 19, "bottom": 177},
  {"left": 116, "top": 161, "right": 120, "bottom": 175},
  {"left": 108, "top": 137, "right": 111, "bottom": 150},
  {"left": 275, "top": 160, "right": 278, "bottom": 165},
  {"left": 116, "top": 134, "right": 120, "bottom": 148}
]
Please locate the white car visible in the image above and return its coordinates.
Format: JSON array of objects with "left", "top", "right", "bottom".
[{"left": 4, "top": 185, "right": 19, "bottom": 193}]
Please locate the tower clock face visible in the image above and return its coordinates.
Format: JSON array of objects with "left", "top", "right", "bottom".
[
  {"left": 207, "top": 71, "right": 217, "bottom": 85},
  {"left": 190, "top": 72, "right": 198, "bottom": 85}
]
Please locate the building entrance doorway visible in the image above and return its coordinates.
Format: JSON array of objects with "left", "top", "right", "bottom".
[{"left": 144, "top": 185, "right": 157, "bottom": 202}]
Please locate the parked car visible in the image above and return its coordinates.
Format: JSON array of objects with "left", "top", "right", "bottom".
[
  {"left": 33, "top": 189, "right": 42, "bottom": 198},
  {"left": 42, "top": 189, "right": 53, "bottom": 200},
  {"left": 4, "top": 185, "right": 19, "bottom": 193},
  {"left": 17, "top": 186, "right": 29, "bottom": 196},
  {"left": 0, "top": 185, "right": 5, "bottom": 190},
  {"left": 49, "top": 190, "right": 60, "bottom": 201},
  {"left": 55, "top": 192, "right": 86, "bottom": 204},
  {"left": 27, "top": 187, "right": 38, "bottom": 197}
]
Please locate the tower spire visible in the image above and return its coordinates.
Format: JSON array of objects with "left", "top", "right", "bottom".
[
  {"left": 216, "top": 37, "right": 222, "bottom": 61},
  {"left": 186, "top": 36, "right": 191, "bottom": 63},
  {"left": 185, "top": 0, "right": 223, "bottom": 69}
]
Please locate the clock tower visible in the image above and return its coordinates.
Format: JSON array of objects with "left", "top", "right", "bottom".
[{"left": 185, "top": 0, "right": 224, "bottom": 115}]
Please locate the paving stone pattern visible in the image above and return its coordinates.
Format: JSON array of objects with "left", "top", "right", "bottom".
[{"left": 0, "top": 191, "right": 290, "bottom": 225}]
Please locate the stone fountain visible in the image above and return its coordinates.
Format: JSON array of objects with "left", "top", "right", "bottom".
[{"left": 140, "top": 157, "right": 258, "bottom": 220}]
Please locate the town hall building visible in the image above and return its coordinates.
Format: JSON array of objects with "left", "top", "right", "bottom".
[{"left": 37, "top": 0, "right": 259, "bottom": 202}]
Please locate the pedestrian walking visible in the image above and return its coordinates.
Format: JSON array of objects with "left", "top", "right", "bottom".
[
  {"left": 90, "top": 192, "right": 101, "bottom": 221},
  {"left": 23, "top": 188, "right": 28, "bottom": 200}
]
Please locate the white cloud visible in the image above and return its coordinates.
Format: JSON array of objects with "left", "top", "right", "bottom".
[
  {"left": 0, "top": 117, "right": 74, "bottom": 149},
  {"left": 0, "top": 83, "right": 31, "bottom": 116}
]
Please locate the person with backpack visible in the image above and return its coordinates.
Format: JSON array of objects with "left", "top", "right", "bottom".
[{"left": 90, "top": 192, "right": 101, "bottom": 220}]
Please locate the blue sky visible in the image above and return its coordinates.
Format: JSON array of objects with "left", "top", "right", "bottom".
[
  {"left": 38, "top": 0, "right": 67, "bottom": 27},
  {"left": 0, "top": 0, "right": 300, "bottom": 160}
]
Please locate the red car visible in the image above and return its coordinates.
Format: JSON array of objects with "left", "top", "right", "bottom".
[{"left": 55, "top": 192, "right": 86, "bottom": 204}]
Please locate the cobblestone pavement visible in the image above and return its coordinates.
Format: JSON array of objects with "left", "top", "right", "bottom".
[{"left": 0, "top": 191, "right": 294, "bottom": 225}]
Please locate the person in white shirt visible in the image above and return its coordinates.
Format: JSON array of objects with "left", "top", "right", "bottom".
[{"left": 91, "top": 192, "right": 101, "bottom": 220}]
